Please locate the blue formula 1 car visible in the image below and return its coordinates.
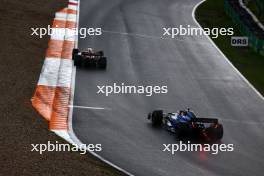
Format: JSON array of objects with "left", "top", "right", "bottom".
[{"left": 147, "top": 109, "right": 223, "bottom": 141}]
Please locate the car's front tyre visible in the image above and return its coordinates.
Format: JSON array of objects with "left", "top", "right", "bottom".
[
  {"left": 74, "top": 55, "right": 82, "bottom": 67},
  {"left": 151, "top": 110, "right": 163, "bottom": 126}
]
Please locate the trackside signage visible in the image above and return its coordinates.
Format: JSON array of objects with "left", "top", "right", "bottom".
[{"left": 231, "top": 36, "right": 248, "bottom": 47}]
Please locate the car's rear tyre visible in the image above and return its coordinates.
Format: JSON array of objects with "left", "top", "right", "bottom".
[
  {"left": 98, "top": 57, "right": 107, "bottom": 69},
  {"left": 151, "top": 110, "right": 163, "bottom": 126},
  {"left": 205, "top": 124, "right": 224, "bottom": 141},
  {"left": 74, "top": 55, "right": 82, "bottom": 67}
]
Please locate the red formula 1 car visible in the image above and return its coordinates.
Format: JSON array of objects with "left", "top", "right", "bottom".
[{"left": 72, "top": 48, "right": 107, "bottom": 69}]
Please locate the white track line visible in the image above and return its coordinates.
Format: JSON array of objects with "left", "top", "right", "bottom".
[
  {"left": 192, "top": 0, "right": 264, "bottom": 101},
  {"left": 102, "top": 29, "right": 185, "bottom": 41},
  {"left": 69, "top": 105, "right": 111, "bottom": 110},
  {"left": 102, "top": 29, "right": 211, "bottom": 45},
  {"left": 239, "top": 0, "right": 264, "bottom": 31}
]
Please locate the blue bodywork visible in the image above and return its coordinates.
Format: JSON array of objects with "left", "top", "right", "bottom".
[{"left": 167, "top": 111, "right": 196, "bottom": 129}]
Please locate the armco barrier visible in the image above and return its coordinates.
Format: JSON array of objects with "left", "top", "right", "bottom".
[
  {"left": 32, "top": 0, "right": 79, "bottom": 130},
  {"left": 224, "top": 0, "right": 264, "bottom": 56}
]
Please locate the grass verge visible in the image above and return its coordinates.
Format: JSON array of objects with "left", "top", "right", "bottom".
[
  {"left": 247, "top": 0, "right": 264, "bottom": 24},
  {"left": 195, "top": 0, "right": 264, "bottom": 96}
]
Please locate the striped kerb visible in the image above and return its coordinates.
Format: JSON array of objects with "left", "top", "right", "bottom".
[{"left": 32, "top": 0, "right": 78, "bottom": 130}]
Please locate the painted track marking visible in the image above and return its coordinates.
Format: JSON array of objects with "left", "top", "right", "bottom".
[{"left": 69, "top": 105, "right": 111, "bottom": 110}]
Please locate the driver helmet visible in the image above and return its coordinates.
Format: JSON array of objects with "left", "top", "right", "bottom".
[{"left": 85, "top": 48, "right": 93, "bottom": 53}]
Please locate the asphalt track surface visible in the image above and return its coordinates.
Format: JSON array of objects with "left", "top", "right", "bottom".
[{"left": 72, "top": 0, "right": 264, "bottom": 175}]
